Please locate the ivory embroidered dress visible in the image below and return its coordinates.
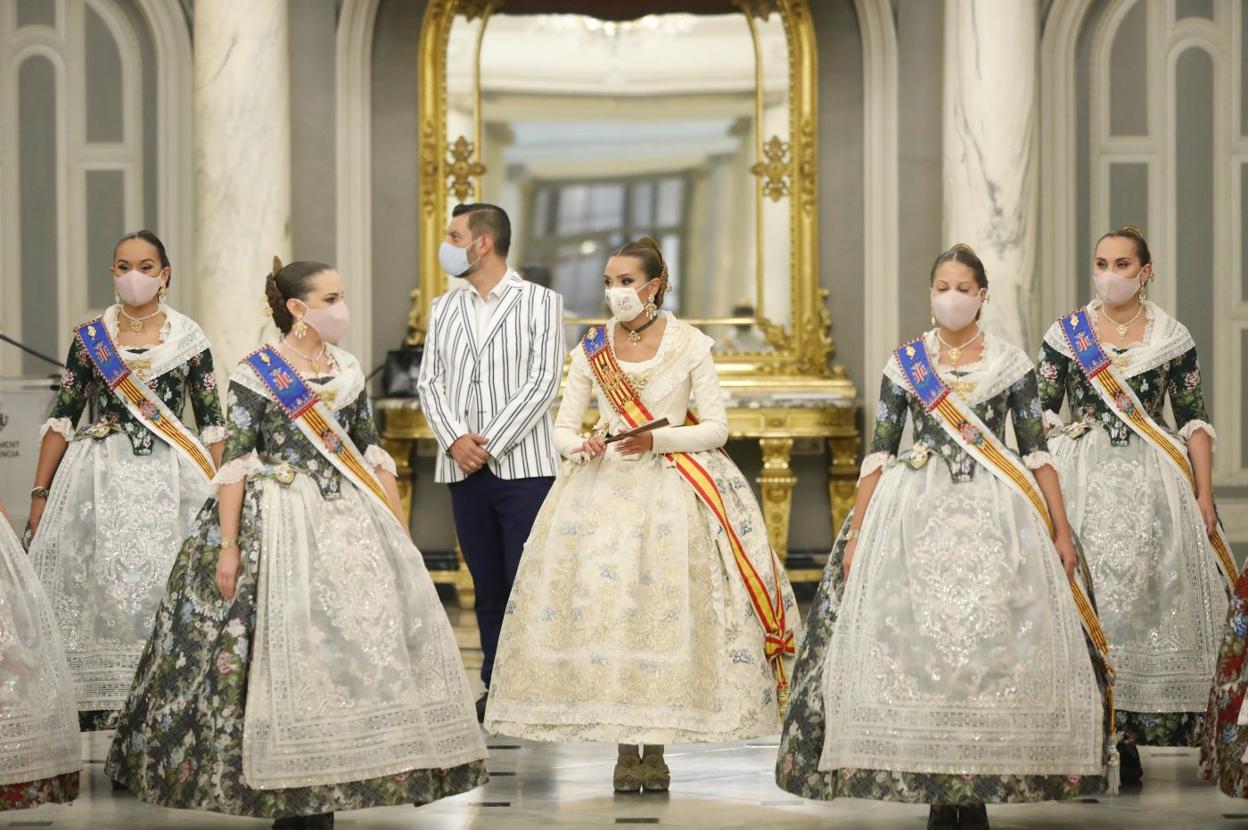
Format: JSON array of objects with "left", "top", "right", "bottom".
[
  {"left": 0, "top": 514, "right": 80, "bottom": 811},
  {"left": 27, "top": 305, "right": 224, "bottom": 730},
  {"left": 776, "top": 332, "right": 1109, "bottom": 805},
  {"left": 484, "top": 315, "right": 799, "bottom": 743},
  {"left": 1038, "top": 300, "right": 1226, "bottom": 747},
  {"left": 105, "top": 344, "right": 487, "bottom": 818}
]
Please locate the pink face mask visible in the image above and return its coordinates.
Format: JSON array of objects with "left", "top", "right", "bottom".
[
  {"left": 114, "top": 269, "right": 164, "bottom": 306},
  {"left": 931, "top": 289, "right": 984, "bottom": 331},
  {"left": 1093, "top": 267, "right": 1145, "bottom": 305},
  {"left": 299, "top": 301, "right": 350, "bottom": 343}
]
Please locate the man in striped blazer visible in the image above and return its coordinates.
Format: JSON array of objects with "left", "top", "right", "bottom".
[{"left": 417, "top": 203, "right": 564, "bottom": 720}]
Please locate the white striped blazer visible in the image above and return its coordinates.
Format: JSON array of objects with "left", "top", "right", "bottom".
[{"left": 417, "top": 270, "right": 565, "bottom": 483}]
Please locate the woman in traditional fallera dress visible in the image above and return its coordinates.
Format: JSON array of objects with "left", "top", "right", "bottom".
[
  {"left": 106, "top": 259, "right": 487, "bottom": 829},
  {"left": 0, "top": 501, "right": 80, "bottom": 811},
  {"left": 776, "top": 245, "right": 1113, "bottom": 830},
  {"left": 26, "top": 230, "right": 225, "bottom": 731},
  {"left": 484, "top": 238, "right": 799, "bottom": 793},
  {"left": 1037, "top": 227, "right": 1230, "bottom": 786}
]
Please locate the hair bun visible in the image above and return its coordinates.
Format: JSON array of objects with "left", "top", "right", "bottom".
[
  {"left": 1118, "top": 225, "right": 1144, "bottom": 237},
  {"left": 636, "top": 237, "right": 668, "bottom": 276},
  {"left": 950, "top": 242, "right": 977, "bottom": 256}
]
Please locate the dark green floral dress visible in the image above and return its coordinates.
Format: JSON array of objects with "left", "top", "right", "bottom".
[
  {"left": 1037, "top": 306, "right": 1221, "bottom": 748},
  {"left": 44, "top": 324, "right": 224, "bottom": 457},
  {"left": 776, "top": 338, "right": 1108, "bottom": 805},
  {"left": 31, "top": 310, "right": 225, "bottom": 732},
  {"left": 104, "top": 370, "right": 487, "bottom": 818},
  {"left": 0, "top": 774, "right": 79, "bottom": 812}
]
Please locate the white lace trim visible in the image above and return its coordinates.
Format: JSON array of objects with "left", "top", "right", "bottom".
[
  {"left": 1179, "top": 419, "right": 1217, "bottom": 450},
  {"left": 885, "top": 331, "right": 1032, "bottom": 407},
  {"left": 1043, "top": 410, "right": 1066, "bottom": 432},
  {"left": 98, "top": 304, "right": 211, "bottom": 382},
  {"left": 200, "top": 425, "right": 227, "bottom": 445},
  {"left": 211, "top": 451, "right": 262, "bottom": 485},
  {"left": 364, "top": 444, "right": 397, "bottom": 476},
  {"left": 39, "top": 417, "right": 75, "bottom": 441},
  {"left": 1023, "top": 451, "right": 1056, "bottom": 471},
  {"left": 859, "top": 451, "right": 893, "bottom": 480},
  {"left": 1043, "top": 301, "right": 1196, "bottom": 380}
]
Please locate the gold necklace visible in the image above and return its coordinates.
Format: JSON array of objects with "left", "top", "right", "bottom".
[
  {"left": 618, "top": 314, "right": 660, "bottom": 344},
  {"left": 935, "top": 327, "right": 983, "bottom": 365},
  {"left": 281, "top": 339, "right": 330, "bottom": 374},
  {"left": 1100, "top": 302, "right": 1143, "bottom": 338},
  {"left": 119, "top": 306, "right": 163, "bottom": 334}
]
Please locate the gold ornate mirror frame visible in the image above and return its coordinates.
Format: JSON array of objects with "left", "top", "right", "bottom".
[{"left": 410, "top": 0, "right": 851, "bottom": 394}]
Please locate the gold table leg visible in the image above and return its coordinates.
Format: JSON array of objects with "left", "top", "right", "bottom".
[
  {"left": 758, "top": 437, "right": 796, "bottom": 561},
  {"left": 827, "top": 435, "right": 859, "bottom": 533}
]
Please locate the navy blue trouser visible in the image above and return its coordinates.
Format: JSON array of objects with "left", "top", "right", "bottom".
[{"left": 448, "top": 468, "right": 554, "bottom": 688}]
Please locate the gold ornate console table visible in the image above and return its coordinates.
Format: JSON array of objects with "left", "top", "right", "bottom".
[{"left": 377, "top": 385, "right": 858, "bottom": 604}]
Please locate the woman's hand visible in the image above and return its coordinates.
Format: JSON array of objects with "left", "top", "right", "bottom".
[
  {"left": 573, "top": 435, "right": 607, "bottom": 459},
  {"left": 615, "top": 431, "right": 653, "bottom": 457},
  {"left": 215, "top": 544, "right": 241, "bottom": 600},
  {"left": 27, "top": 497, "right": 46, "bottom": 536},
  {"left": 1054, "top": 532, "right": 1077, "bottom": 581},
  {"left": 1197, "top": 492, "right": 1219, "bottom": 538},
  {"left": 842, "top": 539, "right": 858, "bottom": 580}
]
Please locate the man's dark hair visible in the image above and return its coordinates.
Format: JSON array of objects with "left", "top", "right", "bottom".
[{"left": 452, "top": 202, "right": 511, "bottom": 256}]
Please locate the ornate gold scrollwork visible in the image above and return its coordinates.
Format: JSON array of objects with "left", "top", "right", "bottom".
[
  {"left": 446, "top": 136, "right": 486, "bottom": 204},
  {"left": 751, "top": 135, "right": 792, "bottom": 202}
]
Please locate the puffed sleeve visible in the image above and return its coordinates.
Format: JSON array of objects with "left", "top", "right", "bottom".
[
  {"left": 344, "top": 388, "right": 397, "bottom": 475},
  {"left": 553, "top": 353, "right": 594, "bottom": 459},
  {"left": 185, "top": 347, "right": 226, "bottom": 444},
  {"left": 1166, "top": 345, "right": 1216, "bottom": 448},
  {"left": 1008, "top": 369, "right": 1055, "bottom": 471},
  {"left": 1036, "top": 340, "right": 1070, "bottom": 432},
  {"left": 648, "top": 352, "right": 729, "bottom": 454},
  {"left": 860, "top": 372, "right": 909, "bottom": 479},
  {"left": 211, "top": 381, "right": 267, "bottom": 485},
  {"left": 41, "top": 337, "right": 95, "bottom": 440}
]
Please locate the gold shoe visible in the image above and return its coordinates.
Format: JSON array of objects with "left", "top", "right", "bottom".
[
  {"left": 613, "top": 755, "right": 643, "bottom": 793},
  {"left": 640, "top": 754, "right": 670, "bottom": 792}
]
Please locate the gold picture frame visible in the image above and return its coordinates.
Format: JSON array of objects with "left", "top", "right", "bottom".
[{"left": 409, "top": 0, "right": 851, "bottom": 395}]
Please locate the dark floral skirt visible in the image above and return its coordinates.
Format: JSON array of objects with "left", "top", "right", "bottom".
[
  {"left": 0, "top": 772, "right": 79, "bottom": 811},
  {"left": 1200, "top": 567, "right": 1248, "bottom": 797},
  {"left": 105, "top": 495, "right": 487, "bottom": 818},
  {"left": 775, "top": 517, "right": 1109, "bottom": 805}
]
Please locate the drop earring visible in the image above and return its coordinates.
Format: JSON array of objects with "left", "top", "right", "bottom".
[
  {"left": 158, "top": 284, "right": 168, "bottom": 303},
  {"left": 644, "top": 295, "right": 658, "bottom": 320},
  {"left": 930, "top": 308, "right": 936, "bottom": 327},
  {"left": 293, "top": 317, "right": 309, "bottom": 338}
]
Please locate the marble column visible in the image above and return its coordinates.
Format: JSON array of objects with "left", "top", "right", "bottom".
[
  {"left": 193, "top": 0, "right": 291, "bottom": 371},
  {"left": 942, "top": 0, "right": 1038, "bottom": 348}
]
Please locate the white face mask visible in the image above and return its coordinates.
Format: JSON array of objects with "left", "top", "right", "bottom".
[
  {"left": 605, "top": 280, "right": 655, "bottom": 321},
  {"left": 1093, "top": 266, "right": 1146, "bottom": 305},
  {"left": 931, "top": 289, "right": 985, "bottom": 331},
  {"left": 115, "top": 268, "right": 165, "bottom": 306},
  {"left": 438, "top": 238, "right": 481, "bottom": 278}
]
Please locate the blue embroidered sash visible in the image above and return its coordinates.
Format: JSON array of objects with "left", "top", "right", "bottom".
[
  {"left": 245, "top": 346, "right": 393, "bottom": 517},
  {"left": 75, "top": 319, "right": 215, "bottom": 481}
]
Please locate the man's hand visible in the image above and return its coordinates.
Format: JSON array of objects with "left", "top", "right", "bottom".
[{"left": 450, "top": 433, "right": 491, "bottom": 475}]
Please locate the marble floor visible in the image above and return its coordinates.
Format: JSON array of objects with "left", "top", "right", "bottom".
[{"left": 9, "top": 597, "right": 1248, "bottom": 830}]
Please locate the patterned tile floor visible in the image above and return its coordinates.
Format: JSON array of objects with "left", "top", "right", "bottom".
[{"left": 8, "top": 598, "right": 1248, "bottom": 829}]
